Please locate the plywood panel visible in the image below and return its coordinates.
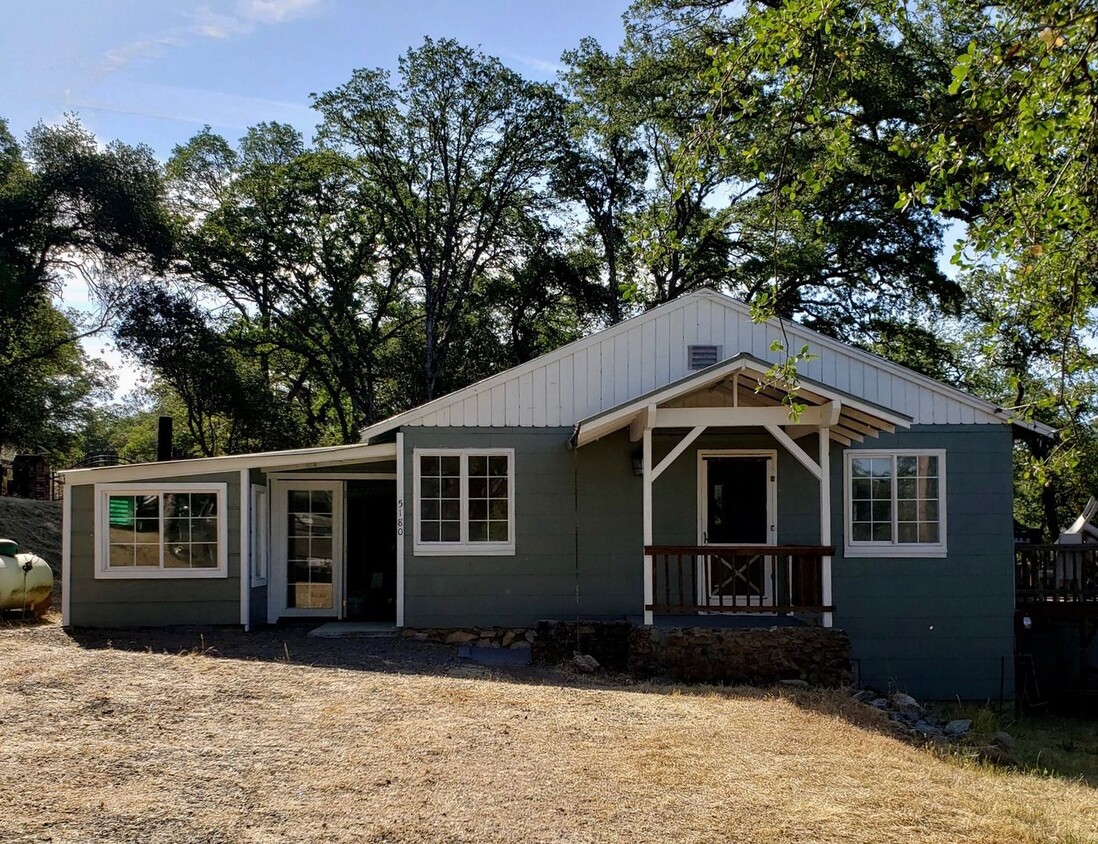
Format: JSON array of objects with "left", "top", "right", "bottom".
[
  {"left": 519, "top": 372, "right": 534, "bottom": 426},
  {"left": 545, "top": 360, "right": 561, "bottom": 426},
  {"left": 532, "top": 366, "right": 546, "bottom": 425},
  {"left": 559, "top": 356, "right": 574, "bottom": 424},
  {"left": 505, "top": 379, "right": 519, "bottom": 426}
]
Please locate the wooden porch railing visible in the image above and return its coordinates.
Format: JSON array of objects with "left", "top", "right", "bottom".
[
  {"left": 644, "top": 545, "right": 835, "bottom": 614},
  {"left": 1016, "top": 544, "right": 1098, "bottom": 607}
]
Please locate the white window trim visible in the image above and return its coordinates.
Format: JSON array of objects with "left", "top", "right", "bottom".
[
  {"left": 250, "top": 484, "right": 268, "bottom": 586},
  {"left": 413, "top": 448, "right": 515, "bottom": 556},
  {"left": 843, "top": 449, "right": 947, "bottom": 558},
  {"left": 94, "top": 482, "right": 230, "bottom": 579}
]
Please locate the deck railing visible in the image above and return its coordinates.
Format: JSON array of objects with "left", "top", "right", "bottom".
[
  {"left": 1016, "top": 544, "right": 1098, "bottom": 606},
  {"left": 644, "top": 545, "right": 834, "bottom": 614}
]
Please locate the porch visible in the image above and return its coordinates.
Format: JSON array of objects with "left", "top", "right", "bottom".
[
  {"left": 645, "top": 544, "right": 835, "bottom": 616},
  {"left": 571, "top": 353, "right": 911, "bottom": 628}
]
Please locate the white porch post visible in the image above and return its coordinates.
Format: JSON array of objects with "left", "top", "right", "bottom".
[
  {"left": 239, "top": 467, "right": 251, "bottom": 631},
  {"left": 643, "top": 424, "right": 654, "bottom": 626},
  {"left": 396, "top": 431, "right": 405, "bottom": 629},
  {"left": 819, "top": 426, "right": 833, "bottom": 628}
]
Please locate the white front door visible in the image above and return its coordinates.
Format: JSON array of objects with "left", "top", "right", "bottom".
[
  {"left": 697, "top": 450, "right": 777, "bottom": 606},
  {"left": 271, "top": 480, "right": 344, "bottom": 619}
]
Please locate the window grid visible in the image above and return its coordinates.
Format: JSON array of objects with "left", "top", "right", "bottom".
[
  {"left": 99, "top": 485, "right": 226, "bottom": 577},
  {"left": 849, "top": 452, "right": 943, "bottom": 549},
  {"left": 415, "top": 450, "right": 514, "bottom": 553}
]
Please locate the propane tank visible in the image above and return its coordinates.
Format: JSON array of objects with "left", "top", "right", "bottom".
[{"left": 0, "top": 539, "right": 53, "bottom": 616}]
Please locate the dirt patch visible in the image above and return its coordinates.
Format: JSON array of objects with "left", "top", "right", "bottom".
[{"left": 0, "top": 623, "right": 1095, "bottom": 844}]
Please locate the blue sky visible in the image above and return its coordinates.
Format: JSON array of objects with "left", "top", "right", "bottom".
[
  {"left": 1, "top": 0, "right": 630, "bottom": 157},
  {"left": 2, "top": 0, "right": 632, "bottom": 393}
]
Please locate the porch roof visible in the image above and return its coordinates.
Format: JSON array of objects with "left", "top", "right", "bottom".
[
  {"left": 570, "top": 353, "right": 912, "bottom": 448},
  {"left": 59, "top": 441, "right": 399, "bottom": 485}
]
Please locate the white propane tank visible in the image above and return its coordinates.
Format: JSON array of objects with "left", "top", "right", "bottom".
[{"left": 0, "top": 538, "right": 53, "bottom": 615}]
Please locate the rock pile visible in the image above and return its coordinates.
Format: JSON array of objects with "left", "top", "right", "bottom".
[
  {"left": 851, "top": 689, "right": 1015, "bottom": 761},
  {"left": 400, "top": 627, "right": 535, "bottom": 649}
]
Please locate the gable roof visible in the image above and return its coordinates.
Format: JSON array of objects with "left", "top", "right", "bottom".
[
  {"left": 361, "top": 290, "right": 1050, "bottom": 440},
  {"left": 571, "top": 352, "right": 911, "bottom": 447}
]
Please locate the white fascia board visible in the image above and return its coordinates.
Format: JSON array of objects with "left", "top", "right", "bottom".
[{"left": 61, "top": 442, "right": 398, "bottom": 485}]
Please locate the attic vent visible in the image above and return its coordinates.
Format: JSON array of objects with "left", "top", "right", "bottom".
[{"left": 688, "top": 344, "right": 721, "bottom": 370}]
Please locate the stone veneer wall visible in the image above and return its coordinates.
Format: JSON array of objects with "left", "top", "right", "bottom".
[
  {"left": 628, "top": 625, "right": 852, "bottom": 685},
  {"left": 405, "top": 620, "right": 852, "bottom": 686}
]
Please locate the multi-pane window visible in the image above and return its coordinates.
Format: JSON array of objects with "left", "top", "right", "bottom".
[
  {"left": 847, "top": 451, "right": 945, "bottom": 554},
  {"left": 414, "top": 449, "right": 514, "bottom": 554},
  {"left": 286, "top": 489, "right": 334, "bottom": 609},
  {"left": 97, "top": 484, "right": 227, "bottom": 577}
]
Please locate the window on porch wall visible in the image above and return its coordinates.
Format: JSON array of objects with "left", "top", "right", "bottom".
[{"left": 846, "top": 450, "right": 946, "bottom": 556}]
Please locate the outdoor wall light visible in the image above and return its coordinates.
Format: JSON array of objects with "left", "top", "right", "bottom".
[{"left": 631, "top": 449, "right": 644, "bottom": 477}]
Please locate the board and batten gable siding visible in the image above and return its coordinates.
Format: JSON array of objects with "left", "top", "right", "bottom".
[
  {"left": 378, "top": 293, "right": 1003, "bottom": 434},
  {"left": 67, "top": 471, "right": 242, "bottom": 627},
  {"left": 833, "top": 425, "right": 1016, "bottom": 700}
]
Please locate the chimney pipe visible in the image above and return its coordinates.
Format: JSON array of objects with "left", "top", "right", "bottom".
[{"left": 157, "top": 416, "right": 173, "bottom": 461}]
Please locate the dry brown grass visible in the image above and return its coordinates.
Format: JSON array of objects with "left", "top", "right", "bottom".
[{"left": 1, "top": 624, "right": 1096, "bottom": 844}]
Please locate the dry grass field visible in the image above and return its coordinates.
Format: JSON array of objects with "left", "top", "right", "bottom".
[{"left": 2, "top": 622, "right": 1096, "bottom": 844}]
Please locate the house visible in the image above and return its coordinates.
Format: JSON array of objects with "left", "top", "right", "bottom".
[{"left": 60, "top": 291, "right": 1044, "bottom": 698}]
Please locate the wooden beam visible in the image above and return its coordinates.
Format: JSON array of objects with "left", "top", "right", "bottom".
[
  {"left": 765, "top": 424, "right": 822, "bottom": 481},
  {"left": 629, "top": 404, "right": 657, "bottom": 442},
  {"left": 652, "top": 426, "right": 706, "bottom": 481},
  {"left": 656, "top": 405, "right": 833, "bottom": 428}
]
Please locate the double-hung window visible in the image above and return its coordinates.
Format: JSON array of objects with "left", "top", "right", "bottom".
[
  {"left": 95, "top": 483, "right": 229, "bottom": 578},
  {"left": 844, "top": 450, "right": 946, "bottom": 557},
  {"left": 413, "top": 449, "right": 514, "bottom": 555}
]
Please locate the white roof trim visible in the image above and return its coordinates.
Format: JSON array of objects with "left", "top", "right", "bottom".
[
  {"left": 359, "top": 290, "right": 1035, "bottom": 438},
  {"left": 571, "top": 354, "right": 911, "bottom": 447},
  {"left": 61, "top": 442, "right": 398, "bottom": 485}
]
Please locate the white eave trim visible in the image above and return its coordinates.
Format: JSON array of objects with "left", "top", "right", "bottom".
[
  {"left": 571, "top": 355, "right": 911, "bottom": 447},
  {"left": 60, "top": 442, "right": 398, "bottom": 485}
]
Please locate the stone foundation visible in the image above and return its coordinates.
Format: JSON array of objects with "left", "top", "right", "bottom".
[
  {"left": 401, "top": 626, "right": 535, "bottom": 649},
  {"left": 403, "top": 621, "right": 852, "bottom": 687},
  {"left": 628, "top": 625, "right": 852, "bottom": 686}
]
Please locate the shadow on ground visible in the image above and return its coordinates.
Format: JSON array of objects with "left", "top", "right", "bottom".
[{"left": 20, "top": 620, "right": 1090, "bottom": 788}]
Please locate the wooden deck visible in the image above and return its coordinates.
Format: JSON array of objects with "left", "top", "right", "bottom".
[
  {"left": 644, "top": 545, "right": 834, "bottom": 615},
  {"left": 1016, "top": 544, "right": 1098, "bottom": 617}
]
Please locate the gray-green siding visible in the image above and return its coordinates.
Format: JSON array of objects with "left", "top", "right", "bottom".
[
  {"left": 68, "top": 471, "right": 242, "bottom": 627},
  {"left": 402, "top": 424, "right": 1015, "bottom": 699}
]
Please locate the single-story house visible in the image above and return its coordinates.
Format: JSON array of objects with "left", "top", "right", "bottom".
[{"left": 60, "top": 291, "right": 1046, "bottom": 698}]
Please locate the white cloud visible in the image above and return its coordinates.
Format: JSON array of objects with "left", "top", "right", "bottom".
[
  {"left": 101, "top": 0, "right": 326, "bottom": 72},
  {"left": 503, "top": 52, "right": 566, "bottom": 77}
]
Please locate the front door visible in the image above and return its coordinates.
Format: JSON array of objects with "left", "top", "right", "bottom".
[
  {"left": 272, "top": 480, "right": 343, "bottom": 618},
  {"left": 344, "top": 480, "right": 397, "bottom": 622},
  {"left": 698, "top": 451, "right": 776, "bottom": 606}
]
